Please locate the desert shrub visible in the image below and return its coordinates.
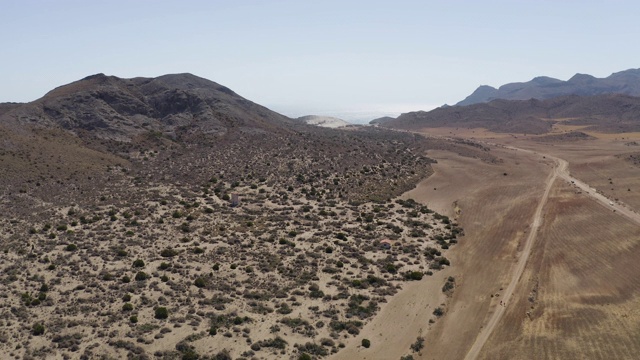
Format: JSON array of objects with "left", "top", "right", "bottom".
[
  {"left": 253, "top": 336, "right": 288, "bottom": 350},
  {"left": 179, "top": 223, "right": 191, "bottom": 233},
  {"left": 129, "top": 315, "right": 138, "bottom": 323},
  {"left": 122, "top": 303, "right": 134, "bottom": 312},
  {"left": 442, "top": 277, "right": 455, "bottom": 292},
  {"left": 362, "top": 338, "right": 371, "bottom": 348},
  {"left": 433, "top": 307, "right": 444, "bottom": 317},
  {"left": 155, "top": 307, "right": 169, "bottom": 319},
  {"left": 65, "top": 244, "right": 78, "bottom": 251},
  {"left": 410, "top": 336, "right": 425, "bottom": 352},
  {"left": 404, "top": 271, "right": 423, "bottom": 281},
  {"left": 161, "top": 248, "right": 178, "bottom": 257},
  {"left": 193, "top": 247, "right": 205, "bottom": 254},
  {"left": 159, "top": 262, "right": 170, "bottom": 270},
  {"left": 134, "top": 271, "right": 148, "bottom": 281},
  {"left": 298, "top": 342, "right": 328, "bottom": 356},
  {"left": 214, "top": 350, "right": 231, "bottom": 360},
  {"left": 32, "top": 323, "right": 45, "bottom": 336},
  {"left": 132, "top": 259, "right": 145, "bottom": 268},
  {"left": 194, "top": 277, "right": 206, "bottom": 288}
]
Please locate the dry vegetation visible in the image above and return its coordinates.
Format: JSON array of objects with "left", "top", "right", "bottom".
[
  {"left": 0, "top": 165, "right": 464, "bottom": 359},
  {"left": 0, "top": 73, "right": 492, "bottom": 359}
]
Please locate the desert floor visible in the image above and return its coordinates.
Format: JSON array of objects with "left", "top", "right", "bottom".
[{"left": 334, "top": 127, "right": 640, "bottom": 360}]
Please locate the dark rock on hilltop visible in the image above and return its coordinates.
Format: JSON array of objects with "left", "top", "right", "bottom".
[
  {"left": 7, "top": 72, "right": 294, "bottom": 141},
  {"left": 457, "top": 68, "right": 640, "bottom": 106}
]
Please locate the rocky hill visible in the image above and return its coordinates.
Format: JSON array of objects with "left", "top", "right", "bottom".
[
  {"left": 369, "top": 116, "right": 396, "bottom": 125},
  {"left": 457, "top": 68, "right": 640, "bottom": 106},
  {"left": 382, "top": 94, "right": 640, "bottom": 134},
  {"left": 0, "top": 73, "right": 494, "bottom": 359}
]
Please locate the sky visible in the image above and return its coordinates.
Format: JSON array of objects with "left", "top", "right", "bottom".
[{"left": 2, "top": 0, "right": 639, "bottom": 123}]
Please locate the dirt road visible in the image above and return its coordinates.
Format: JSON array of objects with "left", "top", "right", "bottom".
[
  {"left": 463, "top": 148, "right": 557, "bottom": 360},
  {"left": 464, "top": 145, "right": 640, "bottom": 360}
]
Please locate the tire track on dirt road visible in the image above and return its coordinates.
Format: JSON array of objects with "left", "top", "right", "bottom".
[
  {"left": 464, "top": 145, "right": 640, "bottom": 360},
  {"left": 463, "top": 148, "right": 558, "bottom": 360}
]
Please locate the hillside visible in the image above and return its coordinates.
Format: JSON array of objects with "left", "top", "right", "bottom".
[
  {"left": 0, "top": 73, "right": 495, "bottom": 359},
  {"left": 457, "top": 68, "right": 640, "bottom": 106},
  {"left": 383, "top": 94, "right": 640, "bottom": 134},
  {"left": 369, "top": 116, "right": 395, "bottom": 126}
]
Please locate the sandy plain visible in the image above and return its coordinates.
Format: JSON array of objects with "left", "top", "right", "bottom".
[{"left": 337, "top": 125, "right": 640, "bottom": 360}]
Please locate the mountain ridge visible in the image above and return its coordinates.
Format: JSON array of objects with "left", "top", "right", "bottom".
[
  {"left": 384, "top": 93, "right": 640, "bottom": 134},
  {"left": 457, "top": 68, "right": 640, "bottom": 106}
]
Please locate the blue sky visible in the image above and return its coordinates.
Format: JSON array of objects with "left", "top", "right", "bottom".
[{"left": 2, "top": 0, "right": 639, "bottom": 122}]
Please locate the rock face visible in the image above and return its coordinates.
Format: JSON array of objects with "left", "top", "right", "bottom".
[
  {"left": 383, "top": 94, "right": 640, "bottom": 134},
  {"left": 296, "top": 115, "right": 350, "bottom": 128},
  {"left": 457, "top": 68, "right": 640, "bottom": 106}
]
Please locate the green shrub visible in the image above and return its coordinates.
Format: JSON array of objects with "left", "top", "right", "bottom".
[
  {"left": 132, "top": 259, "right": 145, "bottom": 268},
  {"left": 135, "top": 271, "right": 148, "bottom": 281},
  {"left": 160, "top": 248, "right": 178, "bottom": 257},
  {"left": 129, "top": 315, "right": 138, "bottom": 323},
  {"left": 362, "top": 338, "right": 371, "bottom": 348},
  {"left": 65, "top": 244, "right": 78, "bottom": 251},
  {"left": 193, "top": 247, "right": 204, "bottom": 254},
  {"left": 194, "top": 277, "right": 206, "bottom": 288},
  {"left": 122, "top": 303, "right": 133, "bottom": 312},
  {"left": 32, "top": 323, "right": 45, "bottom": 336},
  {"left": 155, "top": 307, "right": 169, "bottom": 319},
  {"left": 404, "top": 271, "right": 423, "bottom": 281}
]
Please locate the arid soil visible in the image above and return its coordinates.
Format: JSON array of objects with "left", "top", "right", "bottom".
[{"left": 378, "top": 126, "right": 640, "bottom": 360}]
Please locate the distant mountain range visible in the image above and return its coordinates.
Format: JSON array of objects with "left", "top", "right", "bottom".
[
  {"left": 457, "top": 68, "right": 640, "bottom": 106},
  {"left": 381, "top": 94, "right": 640, "bottom": 134}
]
